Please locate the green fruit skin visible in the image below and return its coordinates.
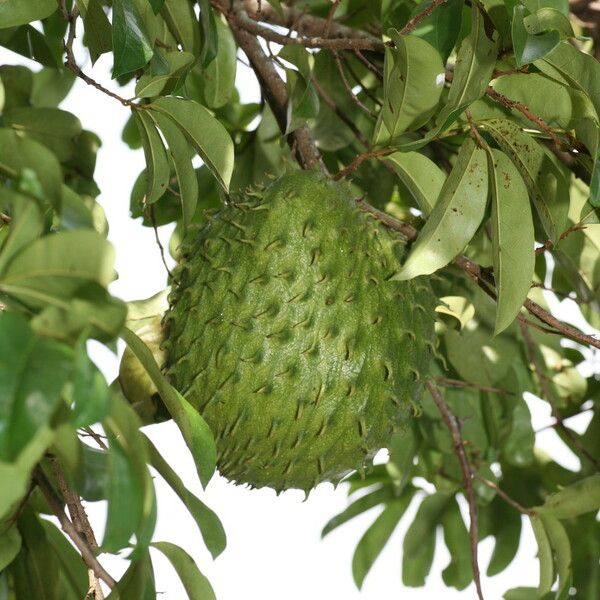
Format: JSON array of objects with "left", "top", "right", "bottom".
[{"left": 164, "top": 170, "right": 436, "bottom": 493}]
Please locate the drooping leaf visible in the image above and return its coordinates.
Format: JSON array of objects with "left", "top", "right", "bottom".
[
  {"left": 121, "top": 327, "right": 217, "bottom": 487},
  {"left": 385, "top": 151, "right": 445, "bottom": 214},
  {"left": 539, "top": 474, "right": 600, "bottom": 518},
  {"left": 201, "top": 18, "right": 236, "bottom": 108},
  {"left": 0, "top": 0, "right": 57, "bottom": 28},
  {"left": 112, "top": 0, "right": 154, "bottom": 79},
  {"left": 135, "top": 51, "right": 195, "bottom": 98},
  {"left": 487, "top": 148, "right": 535, "bottom": 334},
  {"left": 395, "top": 138, "right": 488, "bottom": 280},
  {"left": 150, "top": 110, "right": 198, "bottom": 227},
  {"left": 0, "top": 526, "right": 21, "bottom": 572},
  {"left": 441, "top": 497, "right": 472, "bottom": 590},
  {"left": 484, "top": 118, "right": 569, "bottom": 241},
  {"left": 512, "top": 5, "right": 560, "bottom": 67},
  {"left": 378, "top": 32, "right": 444, "bottom": 143},
  {"left": 144, "top": 434, "right": 226, "bottom": 558},
  {"left": 77, "top": 0, "right": 112, "bottom": 63},
  {"left": 151, "top": 96, "right": 234, "bottom": 192},
  {"left": 152, "top": 541, "right": 216, "bottom": 600},
  {"left": 540, "top": 514, "right": 572, "bottom": 599},
  {"left": 105, "top": 552, "right": 156, "bottom": 600},
  {"left": 352, "top": 491, "right": 414, "bottom": 588},
  {"left": 530, "top": 514, "right": 554, "bottom": 595},
  {"left": 435, "top": 5, "right": 499, "bottom": 130},
  {"left": 0, "top": 25, "right": 60, "bottom": 67},
  {"left": 161, "top": 0, "right": 201, "bottom": 54},
  {"left": 198, "top": 0, "right": 218, "bottom": 66},
  {"left": 134, "top": 109, "right": 171, "bottom": 205},
  {"left": 485, "top": 495, "right": 523, "bottom": 576}
]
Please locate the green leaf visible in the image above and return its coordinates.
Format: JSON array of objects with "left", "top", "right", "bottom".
[
  {"left": 78, "top": 0, "right": 112, "bottom": 63},
  {"left": 201, "top": 18, "right": 237, "bottom": 108},
  {"left": 0, "top": 128, "right": 63, "bottom": 210},
  {"left": 503, "top": 588, "right": 540, "bottom": 600},
  {"left": 402, "top": 493, "right": 451, "bottom": 586},
  {"left": 0, "top": 312, "right": 73, "bottom": 461},
  {"left": 77, "top": 444, "right": 109, "bottom": 501},
  {"left": 503, "top": 396, "right": 535, "bottom": 467},
  {"left": 435, "top": 296, "right": 475, "bottom": 330},
  {"left": 484, "top": 119, "right": 569, "bottom": 242},
  {"left": 198, "top": 0, "right": 218, "bottom": 66},
  {"left": 488, "top": 148, "right": 535, "bottom": 334},
  {"left": 540, "top": 515, "right": 572, "bottom": 599},
  {"left": 385, "top": 151, "right": 445, "bottom": 215},
  {"left": 0, "top": 0, "right": 56, "bottom": 28},
  {"left": 395, "top": 139, "right": 488, "bottom": 280},
  {"left": 112, "top": 0, "right": 154, "bottom": 79},
  {"left": 435, "top": 5, "right": 498, "bottom": 130},
  {"left": 524, "top": 7, "right": 573, "bottom": 37},
  {"left": 485, "top": 495, "right": 522, "bottom": 576},
  {"left": 135, "top": 51, "right": 195, "bottom": 98},
  {"left": 3, "top": 107, "right": 82, "bottom": 162},
  {"left": 102, "top": 394, "right": 156, "bottom": 553},
  {"left": 539, "top": 474, "right": 600, "bottom": 518},
  {"left": 133, "top": 109, "right": 171, "bottom": 204},
  {"left": 161, "top": 0, "right": 201, "bottom": 55},
  {"left": 31, "top": 69, "right": 76, "bottom": 108},
  {"left": 150, "top": 110, "right": 198, "bottom": 227},
  {"left": 285, "top": 69, "right": 319, "bottom": 133},
  {"left": 530, "top": 514, "right": 554, "bottom": 595},
  {"left": 144, "top": 434, "right": 226, "bottom": 558},
  {"left": 152, "top": 541, "right": 216, "bottom": 600},
  {"left": 106, "top": 552, "right": 156, "bottom": 600},
  {"left": 441, "top": 497, "right": 472, "bottom": 590},
  {"left": 121, "top": 327, "right": 217, "bottom": 488},
  {"left": 322, "top": 486, "right": 397, "bottom": 537},
  {"left": 352, "top": 492, "right": 414, "bottom": 588},
  {"left": 0, "top": 25, "right": 60, "bottom": 68},
  {"left": 151, "top": 97, "right": 234, "bottom": 192},
  {"left": 512, "top": 5, "right": 559, "bottom": 67},
  {"left": 408, "top": 0, "right": 463, "bottom": 62},
  {"left": 0, "top": 526, "right": 21, "bottom": 572},
  {"left": 379, "top": 32, "right": 444, "bottom": 142}
]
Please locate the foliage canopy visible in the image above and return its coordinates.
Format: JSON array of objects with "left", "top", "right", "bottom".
[{"left": 1, "top": 0, "right": 600, "bottom": 598}]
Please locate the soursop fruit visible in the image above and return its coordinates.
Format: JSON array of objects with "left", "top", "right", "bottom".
[{"left": 162, "top": 170, "right": 436, "bottom": 493}]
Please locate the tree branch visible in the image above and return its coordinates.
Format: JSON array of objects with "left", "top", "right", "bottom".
[
  {"left": 474, "top": 476, "right": 536, "bottom": 517},
  {"left": 426, "top": 381, "right": 485, "bottom": 600},
  {"left": 399, "top": 0, "right": 449, "bottom": 35},
  {"left": 33, "top": 467, "right": 116, "bottom": 590}
]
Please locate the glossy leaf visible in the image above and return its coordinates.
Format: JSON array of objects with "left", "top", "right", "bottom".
[
  {"left": 0, "top": 25, "right": 60, "bottom": 68},
  {"left": 153, "top": 541, "right": 216, "bottom": 600},
  {"left": 435, "top": 296, "right": 475, "bottom": 329},
  {"left": 106, "top": 552, "right": 156, "bottom": 600},
  {"left": 436, "top": 5, "right": 498, "bottom": 129},
  {"left": 441, "top": 497, "right": 472, "bottom": 590},
  {"left": 78, "top": 0, "right": 112, "bottom": 63},
  {"left": 385, "top": 151, "right": 445, "bottom": 214},
  {"left": 134, "top": 109, "right": 170, "bottom": 204},
  {"left": 145, "top": 434, "right": 226, "bottom": 558},
  {"left": 0, "top": 128, "right": 63, "bottom": 209},
  {"left": 151, "top": 97, "right": 234, "bottom": 192},
  {"left": 512, "top": 5, "right": 559, "bottom": 67},
  {"left": 486, "top": 495, "right": 522, "bottom": 576},
  {"left": 0, "top": 0, "right": 56, "bottom": 28},
  {"left": 112, "top": 0, "right": 154, "bottom": 79},
  {"left": 135, "top": 51, "right": 195, "bottom": 98},
  {"left": 484, "top": 119, "right": 568, "bottom": 241},
  {"left": 488, "top": 149, "right": 534, "bottom": 334},
  {"left": 201, "top": 17, "right": 236, "bottom": 108},
  {"left": 539, "top": 474, "right": 600, "bottom": 518},
  {"left": 198, "top": 0, "right": 218, "bottom": 66},
  {"left": 121, "top": 327, "right": 217, "bottom": 487},
  {"left": 352, "top": 493, "right": 414, "bottom": 588},
  {"left": 380, "top": 32, "right": 444, "bottom": 142},
  {"left": 402, "top": 493, "right": 450, "bottom": 586},
  {"left": 395, "top": 139, "right": 488, "bottom": 280},
  {"left": 0, "top": 312, "right": 72, "bottom": 461},
  {"left": 150, "top": 110, "right": 198, "bottom": 227},
  {"left": 530, "top": 515, "right": 554, "bottom": 595},
  {"left": 540, "top": 514, "right": 572, "bottom": 599},
  {"left": 161, "top": 0, "right": 200, "bottom": 54}
]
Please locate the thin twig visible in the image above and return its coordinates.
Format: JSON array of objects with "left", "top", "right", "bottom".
[
  {"left": 82, "top": 427, "right": 109, "bottom": 451},
  {"left": 148, "top": 205, "right": 173, "bottom": 278},
  {"left": 0, "top": 212, "right": 11, "bottom": 223},
  {"left": 333, "top": 148, "right": 392, "bottom": 181},
  {"left": 353, "top": 49, "right": 383, "bottom": 79},
  {"left": 519, "top": 321, "right": 600, "bottom": 472},
  {"left": 474, "top": 476, "right": 536, "bottom": 517},
  {"left": 399, "top": 0, "right": 449, "bottom": 34},
  {"left": 535, "top": 224, "right": 586, "bottom": 254},
  {"left": 62, "top": 5, "right": 135, "bottom": 107},
  {"left": 426, "top": 381, "right": 485, "bottom": 600},
  {"left": 322, "top": 0, "right": 341, "bottom": 37},
  {"left": 33, "top": 468, "right": 116, "bottom": 590},
  {"left": 465, "top": 110, "right": 485, "bottom": 148},
  {"left": 535, "top": 406, "right": 594, "bottom": 434},
  {"left": 333, "top": 51, "right": 377, "bottom": 118}
]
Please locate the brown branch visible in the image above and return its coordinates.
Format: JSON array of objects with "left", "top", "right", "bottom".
[
  {"left": 535, "top": 224, "right": 586, "bottom": 255},
  {"left": 400, "top": 0, "right": 449, "bottom": 35},
  {"left": 322, "top": 0, "right": 341, "bottom": 37},
  {"left": 474, "top": 476, "right": 536, "bottom": 517},
  {"left": 426, "top": 381, "right": 485, "bottom": 600},
  {"left": 33, "top": 467, "right": 116, "bottom": 590},
  {"left": 82, "top": 427, "right": 109, "bottom": 451},
  {"left": 486, "top": 87, "right": 562, "bottom": 149},
  {"left": 333, "top": 149, "right": 393, "bottom": 181},
  {"left": 333, "top": 52, "right": 377, "bottom": 118},
  {"left": 519, "top": 321, "right": 600, "bottom": 472},
  {"left": 62, "top": 5, "right": 135, "bottom": 107},
  {"left": 0, "top": 212, "right": 11, "bottom": 223},
  {"left": 436, "top": 377, "right": 514, "bottom": 396},
  {"left": 353, "top": 49, "right": 383, "bottom": 79},
  {"left": 240, "top": 0, "right": 384, "bottom": 51},
  {"left": 148, "top": 205, "right": 173, "bottom": 278}
]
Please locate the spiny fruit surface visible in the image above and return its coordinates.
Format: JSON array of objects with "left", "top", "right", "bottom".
[{"left": 163, "top": 170, "right": 436, "bottom": 493}]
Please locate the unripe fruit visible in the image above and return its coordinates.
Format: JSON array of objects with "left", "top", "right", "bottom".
[{"left": 163, "top": 170, "right": 436, "bottom": 493}]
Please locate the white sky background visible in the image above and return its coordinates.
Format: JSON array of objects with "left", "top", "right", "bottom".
[{"left": 3, "top": 36, "right": 598, "bottom": 598}]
